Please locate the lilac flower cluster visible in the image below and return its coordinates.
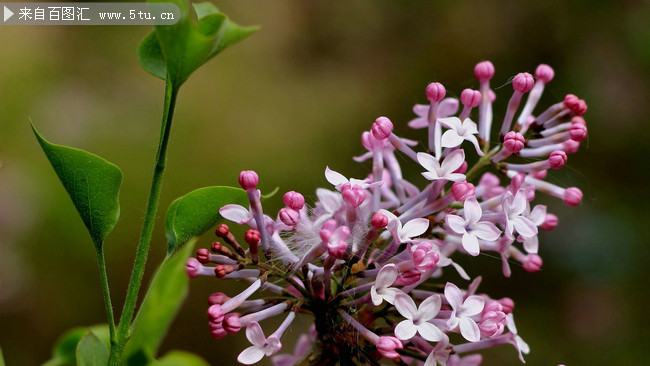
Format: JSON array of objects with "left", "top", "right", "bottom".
[{"left": 185, "top": 61, "right": 587, "bottom": 365}]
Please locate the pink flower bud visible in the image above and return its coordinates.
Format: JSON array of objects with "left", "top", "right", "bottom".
[
  {"left": 513, "top": 72, "right": 534, "bottom": 93},
  {"left": 569, "top": 123, "right": 588, "bottom": 142},
  {"left": 394, "top": 270, "right": 421, "bottom": 286},
  {"left": 549, "top": 151, "right": 567, "bottom": 169},
  {"left": 479, "top": 172, "right": 500, "bottom": 187},
  {"left": 211, "top": 242, "right": 233, "bottom": 257},
  {"left": 499, "top": 297, "right": 515, "bottom": 313},
  {"left": 474, "top": 61, "right": 495, "bottom": 82},
  {"left": 479, "top": 311, "right": 507, "bottom": 337},
  {"left": 483, "top": 300, "right": 503, "bottom": 314},
  {"left": 562, "top": 140, "right": 580, "bottom": 154},
  {"left": 535, "top": 64, "right": 555, "bottom": 83},
  {"left": 451, "top": 181, "right": 476, "bottom": 202},
  {"left": 563, "top": 187, "right": 583, "bottom": 207},
  {"left": 460, "top": 88, "right": 482, "bottom": 107},
  {"left": 523, "top": 254, "right": 543, "bottom": 273},
  {"left": 207, "top": 304, "right": 225, "bottom": 323},
  {"left": 571, "top": 116, "right": 586, "bottom": 126},
  {"left": 503, "top": 131, "right": 525, "bottom": 153},
  {"left": 244, "top": 229, "right": 261, "bottom": 246},
  {"left": 371, "top": 212, "right": 388, "bottom": 228},
  {"left": 214, "top": 264, "right": 238, "bottom": 278},
  {"left": 372, "top": 117, "right": 394, "bottom": 140},
  {"left": 509, "top": 173, "right": 526, "bottom": 192},
  {"left": 185, "top": 258, "right": 203, "bottom": 278},
  {"left": 541, "top": 213, "right": 559, "bottom": 231},
  {"left": 454, "top": 161, "right": 468, "bottom": 174},
  {"left": 215, "top": 224, "right": 229, "bottom": 238},
  {"left": 376, "top": 336, "right": 403, "bottom": 359},
  {"left": 531, "top": 170, "right": 547, "bottom": 180},
  {"left": 208, "top": 292, "right": 229, "bottom": 305},
  {"left": 413, "top": 250, "right": 439, "bottom": 272},
  {"left": 223, "top": 313, "right": 242, "bottom": 334},
  {"left": 327, "top": 241, "right": 348, "bottom": 258},
  {"left": 342, "top": 184, "right": 366, "bottom": 208},
  {"left": 196, "top": 248, "right": 210, "bottom": 264},
  {"left": 279, "top": 208, "right": 300, "bottom": 226},
  {"left": 425, "top": 82, "right": 446, "bottom": 102},
  {"left": 489, "top": 89, "right": 496, "bottom": 102},
  {"left": 238, "top": 170, "right": 259, "bottom": 190},
  {"left": 283, "top": 191, "right": 305, "bottom": 210},
  {"left": 564, "top": 95, "right": 587, "bottom": 115},
  {"left": 210, "top": 324, "right": 227, "bottom": 339},
  {"left": 361, "top": 131, "right": 374, "bottom": 151}
]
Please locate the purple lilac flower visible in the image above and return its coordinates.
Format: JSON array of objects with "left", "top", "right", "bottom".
[{"left": 186, "top": 61, "right": 587, "bottom": 365}]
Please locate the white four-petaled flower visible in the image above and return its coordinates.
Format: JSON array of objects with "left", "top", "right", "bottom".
[
  {"left": 502, "top": 189, "right": 538, "bottom": 240},
  {"left": 238, "top": 322, "right": 282, "bottom": 365},
  {"left": 438, "top": 117, "right": 483, "bottom": 156},
  {"left": 379, "top": 209, "right": 429, "bottom": 244},
  {"left": 371, "top": 264, "right": 401, "bottom": 305},
  {"left": 445, "top": 282, "right": 485, "bottom": 342},
  {"left": 417, "top": 149, "right": 466, "bottom": 182},
  {"left": 394, "top": 292, "right": 444, "bottom": 342},
  {"left": 446, "top": 196, "right": 502, "bottom": 256}
]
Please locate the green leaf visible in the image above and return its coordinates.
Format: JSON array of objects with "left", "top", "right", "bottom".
[
  {"left": 138, "top": 0, "right": 258, "bottom": 87},
  {"left": 31, "top": 123, "right": 122, "bottom": 250},
  {"left": 150, "top": 350, "right": 209, "bottom": 366},
  {"left": 76, "top": 332, "right": 109, "bottom": 366},
  {"left": 122, "top": 240, "right": 197, "bottom": 365},
  {"left": 165, "top": 186, "right": 248, "bottom": 255},
  {"left": 0, "top": 347, "right": 6, "bottom": 366},
  {"left": 43, "top": 325, "right": 112, "bottom": 366}
]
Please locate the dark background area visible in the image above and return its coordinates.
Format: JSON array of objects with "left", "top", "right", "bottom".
[{"left": 1, "top": 0, "right": 649, "bottom": 364}]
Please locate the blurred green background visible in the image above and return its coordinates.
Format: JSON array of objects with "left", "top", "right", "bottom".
[{"left": 1, "top": 0, "right": 649, "bottom": 364}]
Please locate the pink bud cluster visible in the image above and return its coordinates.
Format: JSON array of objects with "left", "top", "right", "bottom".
[{"left": 185, "top": 61, "right": 587, "bottom": 365}]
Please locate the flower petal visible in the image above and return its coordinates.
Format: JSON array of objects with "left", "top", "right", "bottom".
[
  {"left": 444, "top": 282, "right": 463, "bottom": 310},
  {"left": 417, "top": 152, "right": 440, "bottom": 172},
  {"left": 472, "top": 222, "right": 501, "bottom": 241},
  {"left": 394, "top": 320, "right": 418, "bottom": 340},
  {"left": 408, "top": 117, "right": 428, "bottom": 129},
  {"left": 463, "top": 196, "right": 482, "bottom": 224},
  {"left": 246, "top": 322, "right": 267, "bottom": 347},
  {"left": 417, "top": 322, "right": 444, "bottom": 342},
  {"left": 440, "top": 149, "right": 465, "bottom": 174},
  {"left": 413, "top": 104, "right": 429, "bottom": 117},
  {"left": 238, "top": 346, "right": 266, "bottom": 365},
  {"left": 438, "top": 116, "right": 462, "bottom": 130},
  {"left": 466, "top": 134, "right": 484, "bottom": 156},
  {"left": 446, "top": 214, "right": 466, "bottom": 235},
  {"left": 462, "top": 232, "right": 480, "bottom": 256},
  {"left": 376, "top": 264, "right": 399, "bottom": 289},
  {"left": 394, "top": 293, "right": 417, "bottom": 319},
  {"left": 324, "top": 167, "right": 349, "bottom": 188},
  {"left": 523, "top": 236, "right": 539, "bottom": 254},
  {"left": 401, "top": 218, "right": 429, "bottom": 240},
  {"left": 512, "top": 217, "right": 538, "bottom": 238},
  {"left": 458, "top": 317, "right": 481, "bottom": 342},
  {"left": 529, "top": 205, "right": 547, "bottom": 225},
  {"left": 220, "top": 204, "right": 252, "bottom": 224},
  {"left": 462, "top": 296, "right": 485, "bottom": 317},
  {"left": 418, "top": 294, "right": 442, "bottom": 320},
  {"left": 438, "top": 98, "right": 460, "bottom": 117},
  {"left": 441, "top": 130, "right": 464, "bottom": 148}
]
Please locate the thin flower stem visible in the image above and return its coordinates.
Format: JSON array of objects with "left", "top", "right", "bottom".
[
  {"left": 108, "top": 79, "right": 178, "bottom": 365},
  {"left": 95, "top": 247, "right": 116, "bottom": 344}
]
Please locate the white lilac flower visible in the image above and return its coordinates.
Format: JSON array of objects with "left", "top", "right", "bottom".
[
  {"left": 445, "top": 282, "right": 485, "bottom": 342},
  {"left": 186, "top": 61, "right": 587, "bottom": 365},
  {"left": 394, "top": 292, "right": 444, "bottom": 342},
  {"left": 417, "top": 149, "right": 466, "bottom": 182},
  {"left": 446, "top": 196, "right": 502, "bottom": 256},
  {"left": 502, "top": 189, "right": 538, "bottom": 240},
  {"left": 370, "top": 263, "right": 401, "bottom": 305},
  {"left": 379, "top": 209, "right": 429, "bottom": 243},
  {"left": 438, "top": 117, "right": 483, "bottom": 156}
]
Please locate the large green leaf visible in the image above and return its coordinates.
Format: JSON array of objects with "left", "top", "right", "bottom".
[
  {"left": 138, "top": 0, "right": 258, "bottom": 87},
  {"left": 165, "top": 186, "right": 248, "bottom": 255},
  {"left": 122, "top": 240, "right": 197, "bottom": 365},
  {"left": 32, "top": 124, "right": 122, "bottom": 250},
  {"left": 43, "top": 325, "right": 111, "bottom": 366},
  {"left": 76, "top": 332, "right": 109, "bottom": 366},
  {"left": 0, "top": 347, "right": 5, "bottom": 366},
  {"left": 150, "top": 351, "right": 209, "bottom": 366}
]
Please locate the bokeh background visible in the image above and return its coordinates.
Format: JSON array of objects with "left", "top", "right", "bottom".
[{"left": 1, "top": 0, "right": 649, "bottom": 364}]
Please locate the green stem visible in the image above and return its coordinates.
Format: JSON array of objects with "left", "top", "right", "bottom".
[
  {"left": 465, "top": 147, "right": 499, "bottom": 183},
  {"left": 108, "top": 79, "right": 178, "bottom": 365},
  {"left": 95, "top": 247, "right": 116, "bottom": 344}
]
